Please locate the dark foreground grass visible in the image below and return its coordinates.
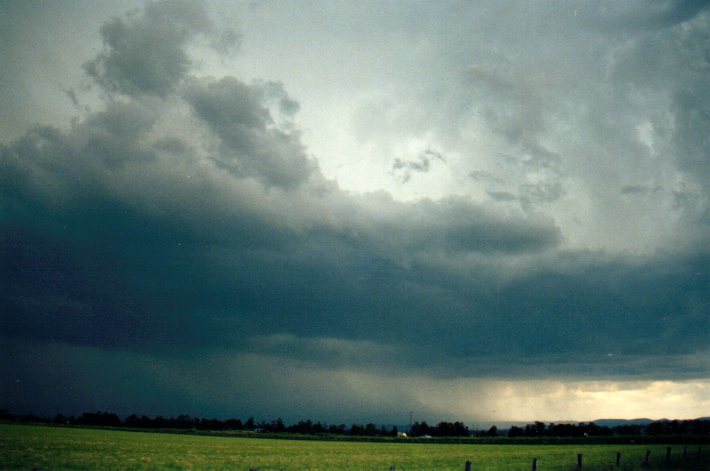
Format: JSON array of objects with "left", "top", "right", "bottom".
[{"left": 1, "top": 423, "right": 707, "bottom": 470}]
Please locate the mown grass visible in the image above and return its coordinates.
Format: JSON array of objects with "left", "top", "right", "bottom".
[{"left": 1, "top": 422, "right": 707, "bottom": 470}]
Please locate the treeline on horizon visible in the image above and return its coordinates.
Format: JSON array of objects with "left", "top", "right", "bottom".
[
  {"left": 2, "top": 410, "right": 709, "bottom": 438},
  {"left": 505, "top": 420, "right": 710, "bottom": 438}
]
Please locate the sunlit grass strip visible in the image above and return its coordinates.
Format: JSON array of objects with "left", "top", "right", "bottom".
[{"left": 1, "top": 423, "right": 707, "bottom": 470}]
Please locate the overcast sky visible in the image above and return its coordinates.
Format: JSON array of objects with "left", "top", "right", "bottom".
[{"left": 1, "top": 0, "right": 709, "bottom": 425}]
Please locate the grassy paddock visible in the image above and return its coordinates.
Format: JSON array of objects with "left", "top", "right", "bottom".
[{"left": 1, "top": 423, "right": 707, "bottom": 470}]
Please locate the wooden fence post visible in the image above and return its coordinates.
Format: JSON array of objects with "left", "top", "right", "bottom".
[
  {"left": 616, "top": 452, "right": 621, "bottom": 466},
  {"left": 577, "top": 453, "right": 583, "bottom": 468},
  {"left": 465, "top": 460, "right": 472, "bottom": 471},
  {"left": 645, "top": 449, "right": 651, "bottom": 466},
  {"left": 532, "top": 457, "right": 538, "bottom": 471}
]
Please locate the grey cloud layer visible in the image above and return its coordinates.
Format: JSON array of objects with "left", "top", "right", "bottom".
[
  {"left": 2, "top": 0, "right": 710, "bottom": 419},
  {"left": 85, "top": 0, "right": 213, "bottom": 97},
  {"left": 184, "top": 77, "right": 316, "bottom": 189}
]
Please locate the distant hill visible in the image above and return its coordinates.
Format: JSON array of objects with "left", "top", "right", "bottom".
[
  {"left": 593, "top": 417, "right": 710, "bottom": 428},
  {"left": 593, "top": 418, "right": 654, "bottom": 427}
]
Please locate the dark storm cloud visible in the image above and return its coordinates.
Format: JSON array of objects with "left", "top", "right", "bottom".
[
  {"left": 0, "top": 124, "right": 561, "bottom": 351},
  {"left": 389, "top": 197, "right": 561, "bottom": 255},
  {"left": 2, "top": 0, "right": 710, "bottom": 421},
  {"left": 6, "top": 112, "right": 708, "bottom": 377},
  {"left": 0, "top": 42, "right": 562, "bottom": 357}
]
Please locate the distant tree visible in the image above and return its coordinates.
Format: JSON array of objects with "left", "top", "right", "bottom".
[
  {"left": 432, "top": 421, "right": 449, "bottom": 436},
  {"left": 287, "top": 419, "right": 313, "bottom": 434},
  {"left": 125, "top": 414, "right": 140, "bottom": 427},
  {"left": 208, "top": 417, "right": 224, "bottom": 430},
  {"left": 53, "top": 414, "right": 69, "bottom": 425},
  {"left": 270, "top": 418, "right": 285, "bottom": 433},
  {"left": 174, "top": 415, "right": 195, "bottom": 429},
  {"left": 429, "top": 421, "right": 468, "bottom": 437},
  {"left": 349, "top": 424, "right": 367, "bottom": 436},
  {"left": 452, "top": 421, "right": 469, "bottom": 437},
  {"left": 328, "top": 423, "right": 347, "bottom": 434},
  {"left": 691, "top": 419, "right": 710, "bottom": 435},
  {"left": 244, "top": 417, "right": 255, "bottom": 431},
  {"left": 76, "top": 411, "right": 121, "bottom": 427},
  {"left": 154, "top": 416, "right": 168, "bottom": 428},
  {"left": 524, "top": 421, "right": 546, "bottom": 436},
  {"left": 364, "top": 423, "right": 378, "bottom": 436},
  {"left": 411, "top": 421, "right": 431, "bottom": 436},
  {"left": 613, "top": 424, "right": 642, "bottom": 436},
  {"left": 318, "top": 422, "right": 329, "bottom": 434},
  {"left": 225, "top": 418, "right": 243, "bottom": 430}
]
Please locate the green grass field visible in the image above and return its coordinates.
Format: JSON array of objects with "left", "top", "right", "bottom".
[{"left": 1, "top": 423, "right": 707, "bottom": 470}]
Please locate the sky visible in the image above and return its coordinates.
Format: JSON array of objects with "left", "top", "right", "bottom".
[{"left": 1, "top": 0, "right": 709, "bottom": 425}]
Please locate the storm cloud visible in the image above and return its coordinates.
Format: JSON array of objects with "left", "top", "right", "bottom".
[{"left": 1, "top": 0, "right": 709, "bottom": 423}]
